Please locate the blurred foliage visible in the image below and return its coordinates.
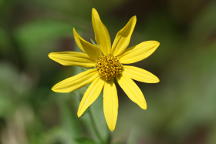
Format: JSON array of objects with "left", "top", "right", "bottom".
[{"left": 0, "top": 0, "right": 216, "bottom": 144}]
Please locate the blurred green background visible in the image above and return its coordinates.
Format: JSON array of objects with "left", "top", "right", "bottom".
[{"left": 0, "top": 0, "right": 216, "bottom": 143}]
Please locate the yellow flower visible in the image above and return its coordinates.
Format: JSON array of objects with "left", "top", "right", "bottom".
[{"left": 48, "top": 8, "right": 160, "bottom": 131}]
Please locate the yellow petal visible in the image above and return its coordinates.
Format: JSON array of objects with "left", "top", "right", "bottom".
[
  {"left": 48, "top": 51, "right": 96, "bottom": 67},
  {"left": 111, "top": 16, "right": 137, "bottom": 56},
  {"left": 73, "top": 28, "right": 101, "bottom": 59},
  {"left": 117, "top": 74, "right": 147, "bottom": 110},
  {"left": 92, "top": 8, "right": 111, "bottom": 55},
  {"left": 51, "top": 69, "right": 97, "bottom": 93},
  {"left": 119, "top": 41, "right": 160, "bottom": 64},
  {"left": 123, "top": 66, "right": 160, "bottom": 83},
  {"left": 103, "top": 82, "right": 118, "bottom": 131},
  {"left": 77, "top": 77, "right": 104, "bottom": 117}
]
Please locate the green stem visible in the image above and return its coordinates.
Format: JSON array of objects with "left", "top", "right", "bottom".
[
  {"left": 88, "top": 108, "right": 104, "bottom": 143},
  {"left": 106, "top": 132, "right": 112, "bottom": 144}
]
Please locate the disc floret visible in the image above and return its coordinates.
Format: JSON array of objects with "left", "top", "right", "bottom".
[{"left": 96, "top": 55, "right": 123, "bottom": 81}]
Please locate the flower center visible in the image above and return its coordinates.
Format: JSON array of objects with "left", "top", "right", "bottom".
[{"left": 96, "top": 55, "right": 123, "bottom": 81}]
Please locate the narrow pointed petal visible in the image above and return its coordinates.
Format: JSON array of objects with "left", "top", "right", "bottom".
[
  {"left": 117, "top": 74, "right": 147, "bottom": 110},
  {"left": 119, "top": 41, "right": 160, "bottom": 64},
  {"left": 48, "top": 51, "right": 96, "bottom": 67},
  {"left": 103, "top": 82, "right": 118, "bottom": 131},
  {"left": 112, "top": 16, "right": 137, "bottom": 56},
  {"left": 92, "top": 8, "right": 111, "bottom": 55},
  {"left": 77, "top": 77, "right": 104, "bottom": 117},
  {"left": 73, "top": 28, "right": 101, "bottom": 59},
  {"left": 51, "top": 69, "right": 97, "bottom": 93},
  {"left": 123, "top": 66, "right": 160, "bottom": 83}
]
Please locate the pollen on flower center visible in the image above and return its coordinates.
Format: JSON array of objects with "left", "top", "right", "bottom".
[{"left": 96, "top": 55, "right": 123, "bottom": 81}]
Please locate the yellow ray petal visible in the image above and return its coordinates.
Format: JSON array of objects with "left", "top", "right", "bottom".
[
  {"left": 117, "top": 74, "right": 147, "bottom": 110},
  {"left": 111, "top": 16, "right": 137, "bottom": 56},
  {"left": 92, "top": 8, "right": 111, "bottom": 55},
  {"left": 48, "top": 51, "right": 96, "bottom": 67},
  {"left": 73, "top": 28, "right": 101, "bottom": 59},
  {"left": 103, "top": 82, "right": 118, "bottom": 131},
  {"left": 77, "top": 77, "right": 104, "bottom": 117},
  {"left": 51, "top": 69, "right": 97, "bottom": 93},
  {"left": 123, "top": 66, "right": 160, "bottom": 83},
  {"left": 119, "top": 41, "right": 160, "bottom": 64}
]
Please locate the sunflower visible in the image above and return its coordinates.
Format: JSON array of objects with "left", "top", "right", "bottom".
[{"left": 48, "top": 8, "right": 160, "bottom": 131}]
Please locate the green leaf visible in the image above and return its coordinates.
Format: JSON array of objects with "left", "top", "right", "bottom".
[
  {"left": 14, "top": 20, "right": 72, "bottom": 66},
  {"left": 15, "top": 19, "right": 71, "bottom": 46}
]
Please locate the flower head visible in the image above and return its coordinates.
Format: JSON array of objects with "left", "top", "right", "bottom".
[{"left": 48, "top": 8, "right": 160, "bottom": 131}]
